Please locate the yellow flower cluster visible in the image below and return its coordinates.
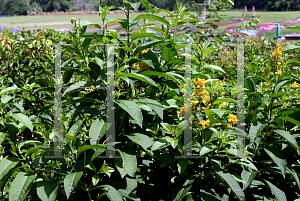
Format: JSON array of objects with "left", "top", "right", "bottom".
[
  {"left": 141, "top": 48, "right": 149, "bottom": 54},
  {"left": 272, "top": 46, "right": 283, "bottom": 60},
  {"left": 228, "top": 114, "right": 237, "bottom": 125},
  {"left": 87, "top": 85, "right": 95, "bottom": 92},
  {"left": 219, "top": 103, "right": 226, "bottom": 108},
  {"left": 192, "top": 78, "right": 211, "bottom": 108},
  {"left": 291, "top": 82, "right": 299, "bottom": 88},
  {"left": 134, "top": 63, "right": 139, "bottom": 69},
  {"left": 272, "top": 46, "right": 284, "bottom": 76},
  {"left": 215, "top": 123, "right": 222, "bottom": 125},
  {"left": 264, "top": 82, "right": 270, "bottom": 88},
  {"left": 227, "top": 124, "right": 232, "bottom": 129},
  {"left": 140, "top": 63, "right": 151, "bottom": 72},
  {"left": 199, "top": 120, "right": 210, "bottom": 129}
]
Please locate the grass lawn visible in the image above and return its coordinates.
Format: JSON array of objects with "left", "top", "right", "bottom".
[{"left": 1, "top": 10, "right": 300, "bottom": 33}]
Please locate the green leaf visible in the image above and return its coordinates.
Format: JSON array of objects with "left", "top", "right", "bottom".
[
  {"left": 212, "top": 98, "right": 237, "bottom": 105},
  {"left": 274, "top": 79, "right": 291, "bottom": 93},
  {"left": 77, "top": 145, "right": 107, "bottom": 159},
  {"left": 215, "top": 171, "right": 245, "bottom": 201},
  {"left": 272, "top": 92, "right": 289, "bottom": 99},
  {"left": 0, "top": 157, "right": 20, "bottom": 181},
  {"left": 286, "top": 166, "right": 300, "bottom": 190},
  {"left": 98, "top": 161, "right": 115, "bottom": 177},
  {"left": 89, "top": 119, "right": 107, "bottom": 145},
  {"left": 200, "top": 144, "right": 215, "bottom": 156},
  {"left": 36, "top": 179, "right": 60, "bottom": 201},
  {"left": 92, "top": 175, "right": 100, "bottom": 186},
  {"left": 125, "top": 133, "right": 154, "bottom": 149},
  {"left": 221, "top": 149, "right": 246, "bottom": 159},
  {"left": 9, "top": 172, "right": 36, "bottom": 201},
  {"left": 175, "top": 121, "right": 188, "bottom": 138},
  {"left": 177, "top": 160, "right": 188, "bottom": 175},
  {"left": 151, "top": 139, "right": 169, "bottom": 151},
  {"left": 121, "top": 72, "right": 158, "bottom": 87},
  {"left": 199, "top": 190, "right": 221, "bottom": 201},
  {"left": 236, "top": 159, "right": 258, "bottom": 171},
  {"left": 116, "top": 147, "right": 137, "bottom": 178},
  {"left": 241, "top": 168, "right": 257, "bottom": 190},
  {"left": 248, "top": 121, "right": 266, "bottom": 144},
  {"left": 134, "top": 14, "right": 170, "bottom": 27},
  {"left": 283, "top": 45, "right": 300, "bottom": 52},
  {"left": 273, "top": 129, "right": 299, "bottom": 154},
  {"left": 133, "top": 40, "right": 167, "bottom": 56},
  {"left": 0, "top": 85, "right": 21, "bottom": 96},
  {"left": 248, "top": 62, "right": 258, "bottom": 73},
  {"left": 210, "top": 109, "right": 226, "bottom": 118},
  {"left": 172, "top": 179, "right": 194, "bottom": 201},
  {"left": 140, "top": 71, "right": 182, "bottom": 85},
  {"left": 264, "top": 180, "right": 287, "bottom": 201},
  {"left": 115, "top": 100, "right": 143, "bottom": 128},
  {"left": 100, "top": 185, "right": 123, "bottom": 201},
  {"left": 131, "top": 32, "right": 163, "bottom": 41},
  {"left": 136, "top": 98, "right": 166, "bottom": 119},
  {"left": 264, "top": 147, "right": 287, "bottom": 178},
  {"left": 170, "top": 138, "right": 178, "bottom": 149},
  {"left": 0, "top": 132, "right": 7, "bottom": 145},
  {"left": 140, "top": 0, "right": 150, "bottom": 12},
  {"left": 11, "top": 113, "right": 33, "bottom": 132},
  {"left": 202, "top": 65, "right": 225, "bottom": 74},
  {"left": 68, "top": 119, "right": 84, "bottom": 136},
  {"left": 5, "top": 123, "right": 18, "bottom": 142},
  {"left": 64, "top": 172, "right": 83, "bottom": 200},
  {"left": 278, "top": 116, "right": 300, "bottom": 127}
]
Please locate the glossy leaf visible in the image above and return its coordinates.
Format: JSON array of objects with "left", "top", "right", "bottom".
[
  {"left": 0, "top": 157, "right": 20, "bottom": 181},
  {"left": 64, "top": 172, "right": 83, "bottom": 200},
  {"left": 115, "top": 100, "right": 143, "bottom": 128},
  {"left": 264, "top": 147, "right": 287, "bottom": 178},
  {"left": 215, "top": 171, "right": 245, "bottom": 201},
  {"left": 89, "top": 119, "right": 107, "bottom": 145},
  {"left": 9, "top": 172, "right": 36, "bottom": 201},
  {"left": 264, "top": 180, "right": 287, "bottom": 201},
  {"left": 36, "top": 179, "right": 60, "bottom": 201}
]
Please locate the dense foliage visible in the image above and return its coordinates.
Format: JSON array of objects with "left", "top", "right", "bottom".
[
  {"left": 1, "top": 0, "right": 300, "bottom": 201},
  {"left": 2, "top": 0, "right": 300, "bottom": 16}
]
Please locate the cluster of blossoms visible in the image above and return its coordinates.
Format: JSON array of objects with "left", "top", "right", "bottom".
[
  {"left": 193, "top": 78, "right": 211, "bottom": 109},
  {"left": 87, "top": 85, "right": 95, "bottom": 92},
  {"left": 291, "top": 82, "right": 299, "bottom": 89},
  {"left": 194, "top": 120, "right": 210, "bottom": 129},
  {"left": 272, "top": 45, "right": 284, "bottom": 76},
  {"left": 141, "top": 48, "right": 149, "bottom": 54},
  {"left": 227, "top": 114, "right": 238, "bottom": 129}
]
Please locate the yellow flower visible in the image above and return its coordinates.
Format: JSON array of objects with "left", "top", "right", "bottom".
[
  {"left": 192, "top": 100, "right": 199, "bottom": 105},
  {"left": 194, "top": 121, "right": 198, "bottom": 126},
  {"left": 202, "top": 96, "right": 210, "bottom": 105},
  {"left": 264, "top": 82, "right": 270, "bottom": 87},
  {"left": 228, "top": 114, "right": 237, "bottom": 124},
  {"left": 179, "top": 107, "right": 185, "bottom": 117},
  {"left": 134, "top": 64, "right": 139, "bottom": 69},
  {"left": 215, "top": 123, "right": 221, "bottom": 125},
  {"left": 227, "top": 124, "right": 232, "bottom": 129},
  {"left": 88, "top": 85, "right": 95, "bottom": 92},
  {"left": 291, "top": 82, "right": 299, "bottom": 88},
  {"left": 194, "top": 78, "right": 206, "bottom": 87},
  {"left": 141, "top": 49, "right": 149, "bottom": 54},
  {"left": 275, "top": 68, "right": 282, "bottom": 76},
  {"left": 219, "top": 103, "right": 226, "bottom": 108}
]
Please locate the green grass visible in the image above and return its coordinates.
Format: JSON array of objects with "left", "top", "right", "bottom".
[{"left": 2, "top": 10, "right": 300, "bottom": 32}]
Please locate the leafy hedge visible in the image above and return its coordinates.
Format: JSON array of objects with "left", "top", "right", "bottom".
[{"left": 1, "top": 0, "right": 300, "bottom": 201}]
